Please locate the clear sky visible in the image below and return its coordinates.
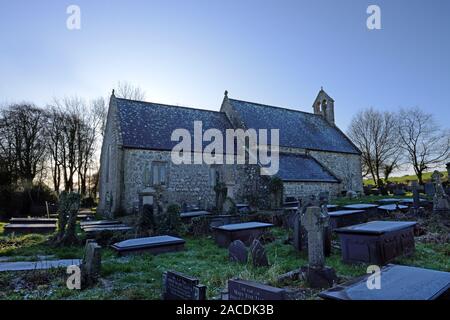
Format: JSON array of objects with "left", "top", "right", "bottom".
[{"left": 1, "top": 0, "right": 449, "bottom": 130}]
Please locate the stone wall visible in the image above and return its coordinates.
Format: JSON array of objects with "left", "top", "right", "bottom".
[
  {"left": 308, "top": 150, "right": 363, "bottom": 193},
  {"left": 283, "top": 181, "right": 341, "bottom": 199},
  {"left": 98, "top": 98, "right": 123, "bottom": 217},
  {"left": 122, "top": 149, "right": 219, "bottom": 214}
]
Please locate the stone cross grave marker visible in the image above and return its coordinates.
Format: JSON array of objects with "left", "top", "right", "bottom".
[
  {"left": 431, "top": 170, "right": 450, "bottom": 214},
  {"left": 300, "top": 206, "right": 337, "bottom": 288},
  {"left": 162, "top": 271, "right": 206, "bottom": 300},
  {"left": 300, "top": 206, "right": 327, "bottom": 268}
]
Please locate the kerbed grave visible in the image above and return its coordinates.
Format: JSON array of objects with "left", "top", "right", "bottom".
[
  {"left": 335, "top": 221, "right": 417, "bottom": 265},
  {"left": 327, "top": 210, "right": 366, "bottom": 230},
  {"left": 213, "top": 222, "right": 274, "bottom": 247}
]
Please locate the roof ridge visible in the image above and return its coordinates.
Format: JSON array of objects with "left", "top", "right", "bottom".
[
  {"left": 115, "top": 97, "right": 224, "bottom": 114},
  {"left": 229, "top": 98, "right": 320, "bottom": 117}
]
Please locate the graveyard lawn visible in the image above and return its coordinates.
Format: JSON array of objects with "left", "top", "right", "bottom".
[
  {"left": 363, "top": 171, "right": 448, "bottom": 186},
  {"left": 0, "top": 226, "right": 449, "bottom": 300}
]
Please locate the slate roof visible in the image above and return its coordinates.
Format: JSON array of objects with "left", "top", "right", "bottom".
[
  {"left": 276, "top": 153, "right": 339, "bottom": 183},
  {"left": 228, "top": 99, "right": 360, "bottom": 154},
  {"left": 115, "top": 98, "right": 233, "bottom": 150}
]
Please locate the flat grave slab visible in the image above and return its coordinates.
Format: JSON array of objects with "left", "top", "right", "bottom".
[
  {"left": 343, "top": 204, "right": 379, "bottom": 210},
  {"left": 111, "top": 235, "right": 185, "bottom": 256},
  {"left": 82, "top": 224, "right": 128, "bottom": 231},
  {"left": 3, "top": 223, "right": 57, "bottom": 235},
  {"left": 378, "top": 204, "right": 409, "bottom": 212},
  {"left": 9, "top": 217, "right": 58, "bottom": 224},
  {"left": 179, "top": 211, "right": 212, "bottom": 222},
  {"left": 377, "top": 198, "right": 402, "bottom": 204},
  {"left": 209, "top": 215, "right": 242, "bottom": 228},
  {"left": 80, "top": 220, "right": 121, "bottom": 228},
  {"left": 343, "top": 204, "right": 379, "bottom": 217},
  {"left": 0, "top": 259, "right": 81, "bottom": 272},
  {"left": 162, "top": 271, "right": 206, "bottom": 300},
  {"left": 236, "top": 203, "right": 252, "bottom": 213},
  {"left": 326, "top": 205, "right": 340, "bottom": 212},
  {"left": 283, "top": 201, "right": 299, "bottom": 208},
  {"left": 213, "top": 222, "right": 274, "bottom": 247},
  {"left": 328, "top": 210, "right": 367, "bottom": 230},
  {"left": 84, "top": 226, "right": 133, "bottom": 236},
  {"left": 319, "top": 264, "right": 450, "bottom": 300},
  {"left": 399, "top": 198, "right": 429, "bottom": 206},
  {"left": 227, "top": 279, "right": 287, "bottom": 300},
  {"left": 335, "top": 221, "right": 417, "bottom": 265}
]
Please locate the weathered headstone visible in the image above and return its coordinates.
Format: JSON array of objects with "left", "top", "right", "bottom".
[
  {"left": 412, "top": 181, "right": 420, "bottom": 209},
  {"left": 431, "top": 171, "right": 450, "bottom": 215},
  {"left": 162, "top": 271, "right": 206, "bottom": 300},
  {"left": 228, "top": 279, "right": 287, "bottom": 300},
  {"left": 223, "top": 197, "right": 237, "bottom": 214},
  {"left": 249, "top": 239, "right": 269, "bottom": 267},
  {"left": 229, "top": 240, "right": 248, "bottom": 263},
  {"left": 424, "top": 182, "right": 435, "bottom": 197},
  {"left": 81, "top": 240, "right": 102, "bottom": 288},
  {"left": 293, "top": 213, "right": 301, "bottom": 251},
  {"left": 300, "top": 206, "right": 337, "bottom": 289},
  {"left": 409, "top": 181, "right": 425, "bottom": 216}
]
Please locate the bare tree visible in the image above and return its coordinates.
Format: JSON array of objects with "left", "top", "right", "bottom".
[
  {"left": 348, "top": 108, "right": 402, "bottom": 186},
  {"left": 45, "top": 106, "right": 64, "bottom": 193},
  {"left": 398, "top": 108, "right": 449, "bottom": 184},
  {"left": 116, "top": 81, "right": 146, "bottom": 100},
  {"left": 0, "top": 104, "right": 47, "bottom": 187}
]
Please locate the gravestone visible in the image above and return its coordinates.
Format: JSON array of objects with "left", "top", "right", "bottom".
[
  {"left": 223, "top": 198, "right": 237, "bottom": 214},
  {"left": 229, "top": 240, "right": 248, "bottom": 263},
  {"left": 412, "top": 181, "right": 420, "bottom": 209},
  {"left": 293, "top": 207, "right": 331, "bottom": 256},
  {"left": 138, "top": 187, "right": 156, "bottom": 217},
  {"left": 227, "top": 279, "right": 287, "bottom": 300},
  {"left": 300, "top": 206, "right": 337, "bottom": 289},
  {"left": 409, "top": 181, "right": 425, "bottom": 216},
  {"left": 293, "top": 213, "right": 301, "bottom": 251},
  {"left": 162, "top": 271, "right": 206, "bottom": 300},
  {"left": 393, "top": 187, "right": 406, "bottom": 196},
  {"left": 424, "top": 182, "right": 435, "bottom": 197},
  {"left": 81, "top": 240, "right": 102, "bottom": 288},
  {"left": 431, "top": 170, "right": 450, "bottom": 215},
  {"left": 249, "top": 239, "right": 269, "bottom": 267}
]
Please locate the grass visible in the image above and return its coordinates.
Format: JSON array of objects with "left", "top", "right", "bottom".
[
  {"left": 0, "top": 199, "right": 449, "bottom": 300},
  {"left": 0, "top": 223, "right": 448, "bottom": 300},
  {"left": 363, "top": 171, "right": 448, "bottom": 186}
]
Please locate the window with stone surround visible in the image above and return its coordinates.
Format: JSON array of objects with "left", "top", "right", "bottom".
[
  {"left": 209, "top": 166, "right": 220, "bottom": 187},
  {"left": 152, "top": 161, "right": 167, "bottom": 186}
]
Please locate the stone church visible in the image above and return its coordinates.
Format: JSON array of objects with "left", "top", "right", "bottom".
[{"left": 98, "top": 89, "right": 362, "bottom": 217}]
